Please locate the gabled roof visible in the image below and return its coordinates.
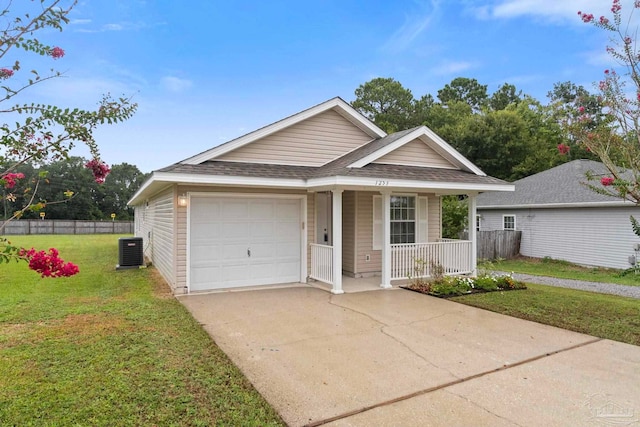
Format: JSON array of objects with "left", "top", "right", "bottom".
[
  {"left": 347, "top": 126, "right": 486, "bottom": 176},
  {"left": 129, "top": 97, "right": 514, "bottom": 206},
  {"left": 477, "top": 159, "right": 630, "bottom": 209},
  {"left": 180, "top": 97, "right": 387, "bottom": 165}
]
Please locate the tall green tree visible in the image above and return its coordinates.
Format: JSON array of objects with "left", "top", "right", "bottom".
[
  {"left": 437, "top": 77, "right": 488, "bottom": 112},
  {"left": 32, "top": 157, "right": 103, "bottom": 220},
  {"left": 97, "top": 163, "right": 148, "bottom": 220},
  {"left": 490, "top": 83, "right": 523, "bottom": 111},
  {"left": 351, "top": 77, "right": 418, "bottom": 133}
]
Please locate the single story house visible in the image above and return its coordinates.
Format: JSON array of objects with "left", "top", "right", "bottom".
[
  {"left": 128, "top": 97, "right": 512, "bottom": 294},
  {"left": 476, "top": 159, "right": 640, "bottom": 270}
]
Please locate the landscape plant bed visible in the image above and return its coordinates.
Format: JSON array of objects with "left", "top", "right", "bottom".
[{"left": 401, "top": 274, "right": 527, "bottom": 298}]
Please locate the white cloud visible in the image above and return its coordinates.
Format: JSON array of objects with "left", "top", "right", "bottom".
[
  {"left": 382, "top": 0, "right": 442, "bottom": 52},
  {"left": 161, "top": 76, "right": 193, "bottom": 93},
  {"left": 431, "top": 60, "right": 478, "bottom": 76},
  {"left": 471, "top": 0, "right": 608, "bottom": 23},
  {"left": 70, "top": 18, "right": 92, "bottom": 25},
  {"left": 103, "top": 23, "right": 124, "bottom": 31}
]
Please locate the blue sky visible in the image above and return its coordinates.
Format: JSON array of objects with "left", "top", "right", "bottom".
[{"left": 23, "top": 0, "right": 625, "bottom": 172}]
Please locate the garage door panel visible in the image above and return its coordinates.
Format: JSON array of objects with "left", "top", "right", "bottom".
[
  {"left": 249, "top": 201, "right": 275, "bottom": 219},
  {"left": 277, "top": 261, "right": 301, "bottom": 280},
  {"left": 221, "top": 224, "right": 250, "bottom": 240},
  {"left": 277, "top": 202, "right": 300, "bottom": 219},
  {"left": 250, "top": 242, "right": 278, "bottom": 258},
  {"left": 191, "top": 198, "right": 220, "bottom": 217},
  {"left": 250, "top": 222, "right": 276, "bottom": 238},
  {"left": 191, "top": 246, "right": 222, "bottom": 263},
  {"left": 222, "top": 201, "right": 249, "bottom": 219},
  {"left": 191, "top": 266, "right": 222, "bottom": 285},
  {"left": 189, "top": 196, "right": 302, "bottom": 292},
  {"left": 277, "top": 221, "right": 300, "bottom": 236},
  {"left": 277, "top": 242, "right": 300, "bottom": 257}
]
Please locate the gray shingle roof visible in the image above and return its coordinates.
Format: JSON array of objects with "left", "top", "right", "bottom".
[
  {"left": 477, "top": 159, "right": 624, "bottom": 207},
  {"left": 158, "top": 127, "right": 507, "bottom": 187}
]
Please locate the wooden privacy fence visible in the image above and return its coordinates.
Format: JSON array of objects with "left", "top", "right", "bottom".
[
  {"left": 462, "top": 230, "right": 522, "bottom": 260},
  {"left": 1, "top": 220, "right": 134, "bottom": 235}
]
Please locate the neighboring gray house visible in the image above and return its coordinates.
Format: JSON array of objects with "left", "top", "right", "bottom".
[{"left": 477, "top": 159, "right": 640, "bottom": 270}]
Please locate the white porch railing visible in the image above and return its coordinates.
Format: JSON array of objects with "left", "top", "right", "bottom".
[
  {"left": 310, "top": 243, "right": 333, "bottom": 285},
  {"left": 391, "top": 240, "right": 473, "bottom": 280}
]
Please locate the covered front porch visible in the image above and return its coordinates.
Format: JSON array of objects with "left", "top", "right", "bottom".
[{"left": 308, "top": 189, "right": 479, "bottom": 294}]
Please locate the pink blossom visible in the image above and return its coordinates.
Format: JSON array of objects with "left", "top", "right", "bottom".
[
  {"left": 636, "top": 0, "right": 640, "bottom": 8},
  {"left": 50, "top": 46, "right": 65, "bottom": 59},
  {"left": 612, "top": 0, "right": 622, "bottom": 13},
  {"left": 1, "top": 172, "right": 25, "bottom": 189},
  {"left": 605, "top": 69, "right": 610, "bottom": 74},
  {"left": 578, "top": 106, "right": 585, "bottom": 113},
  {"left": 84, "top": 158, "right": 111, "bottom": 183},
  {"left": 18, "top": 247, "right": 79, "bottom": 278},
  {"left": 580, "top": 12, "right": 595, "bottom": 23},
  {"left": 625, "top": 36, "right": 633, "bottom": 45},
  {"left": 0, "top": 68, "right": 14, "bottom": 79},
  {"left": 601, "top": 176, "right": 615, "bottom": 186},
  {"left": 600, "top": 16, "right": 609, "bottom": 24},
  {"left": 557, "top": 143, "right": 570, "bottom": 155}
]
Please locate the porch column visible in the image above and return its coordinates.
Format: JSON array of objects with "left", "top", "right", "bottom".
[
  {"left": 331, "top": 189, "right": 344, "bottom": 294},
  {"left": 467, "top": 193, "right": 478, "bottom": 275},
  {"left": 380, "top": 191, "right": 392, "bottom": 288}
]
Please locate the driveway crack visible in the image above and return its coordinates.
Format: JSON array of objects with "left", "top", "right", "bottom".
[
  {"left": 443, "top": 389, "right": 525, "bottom": 426},
  {"left": 380, "top": 325, "right": 460, "bottom": 379}
]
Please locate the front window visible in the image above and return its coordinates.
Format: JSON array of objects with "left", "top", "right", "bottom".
[
  {"left": 503, "top": 215, "right": 516, "bottom": 230},
  {"left": 390, "top": 196, "right": 415, "bottom": 244}
]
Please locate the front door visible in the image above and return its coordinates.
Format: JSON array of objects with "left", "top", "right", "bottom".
[{"left": 315, "top": 192, "right": 332, "bottom": 246}]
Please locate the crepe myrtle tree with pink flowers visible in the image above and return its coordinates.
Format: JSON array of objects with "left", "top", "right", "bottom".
[
  {"left": 0, "top": 0, "right": 137, "bottom": 277},
  {"left": 572, "top": 1, "right": 640, "bottom": 203}
]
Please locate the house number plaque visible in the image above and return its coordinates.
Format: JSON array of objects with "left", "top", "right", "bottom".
[{"left": 375, "top": 180, "right": 389, "bottom": 186}]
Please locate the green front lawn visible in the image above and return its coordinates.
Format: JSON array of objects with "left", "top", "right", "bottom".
[
  {"left": 0, "top": 235, "right": 283, "bottom": 426},
  {"left": 451, "top": 283, "right": 640, "bottom": 346},
  {"left": 481, "top": 256, "right": 640, "bottom": 287}
]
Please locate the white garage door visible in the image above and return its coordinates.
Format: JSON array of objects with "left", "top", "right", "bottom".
[{"left": 189, "top": 195, "right": 302, "bottom": 291}]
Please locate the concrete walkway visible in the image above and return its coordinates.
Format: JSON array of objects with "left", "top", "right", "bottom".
[
  {"left": 498, "top": 271, "right": 640, "bottom": 299},
  {"left": 179, "top": 286, "right": 640, "bottom": 427}
]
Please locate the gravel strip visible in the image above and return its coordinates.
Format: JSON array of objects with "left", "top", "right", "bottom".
[{"left": 494, "top": 271, "right": 640, "bottom": 299}]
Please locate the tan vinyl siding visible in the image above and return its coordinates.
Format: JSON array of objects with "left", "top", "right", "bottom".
[
  {"left": 342, "top": 191, "right": 356, "bottom": 274},
  {"left": 175, "top": 186, "right": 308, "bottom": 290},
  {"left": 373, "top": 138, "right": 457, "bottom": 169},
  {"left": 217, "top": 109, "right": 373, "bottom": 166},
  {"left": 143, "top": 187, "right": 175, "bottom": 290},
  {"left": 355, "top": 191, "right": 381, "bottom": 275},
  {"left": 426, "top": 194, "right": 441, "bottom": 241}
]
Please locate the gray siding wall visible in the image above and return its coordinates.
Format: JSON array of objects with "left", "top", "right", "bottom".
[
  {"left": 478, "top": 206, "right": 640, "bottom": 269},
  {"left": 136, "top": 187, "right": 176, "bottom": 290}
]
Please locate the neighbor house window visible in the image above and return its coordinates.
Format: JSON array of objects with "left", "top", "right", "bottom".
[
  {"left": 390, "top": 196, "right": 415, "bottom": 244},
  {"left": 503, "top": 215, "right": 516, "bottom": 230}
]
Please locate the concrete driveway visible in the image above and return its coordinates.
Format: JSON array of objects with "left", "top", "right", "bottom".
[{"left": 179, "top": 286, "right": 640, "bottom": 427}]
